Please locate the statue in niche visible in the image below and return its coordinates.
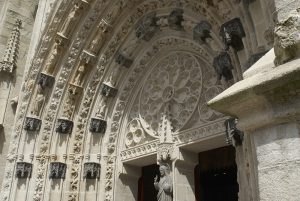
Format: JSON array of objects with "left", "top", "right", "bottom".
[
  {"left": 154, "top": 163, "right": 173, "bottom": 201},
  {"left": 96, "top": 96, "right": 108, "bottom": 119},
  {"left": 88, "top": 21, "right": 109, "bottom": 53},
  {"left": 59, "top": 3, "right": 83, "bottom": 37},
  {"left": 31, "top": 85, "right": 45, "bottom": 117},
  {"left": 107, "top": 67, "right": 120, "bottom": 87},
  {"left": 44, "top": 40, "right": 63, "bottom": 75},
  {"left": 72, "top": 62, "right": 88, "bottom": 86},
  {"left": 63, "top": 88, "right": 76, "bottom": 119}
]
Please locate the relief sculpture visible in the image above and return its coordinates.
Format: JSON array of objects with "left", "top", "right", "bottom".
[{"left": 31, "top": 85, "right": 45, "bottom": 117}]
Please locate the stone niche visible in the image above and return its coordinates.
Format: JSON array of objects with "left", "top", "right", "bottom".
[
  {"left": 49, "top": 162, "right": 67, "bottom": 179},
  {"left": 16, "top": 162, "right": 32, "bottom": 178},
  {"left": 83, "top": 162, "right": 101, "bottom": 179},
  {"left": 89, "top": 118, "right": 107, "bottom": 133}
]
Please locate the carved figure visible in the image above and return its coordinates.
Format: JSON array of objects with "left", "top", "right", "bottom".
[
  {"left": 73, "top": 62, "right": 88, "bottom": 86},
  {"left": 89, "top": 21, "right": 109, "bottom": 53},
  {"left": 44, "top": 40, "right": 63, "bottom": 75},
  {"left": 96, "top": 96, "right": 108, "bottom": 119},
  {"left": 59, "top": 3, "right": 82, "bottom": 37},
  {"left": 31, "top": 85, "right": 45, "bottom": 117},
  {"left": 154, "top": 164, "right": 173, "bottom": 201},
  {"left": 63, "top": 88, "right": 77, "bottom": 119},
  {"left": 107, "top": 67, "right": 121, "bottom": 86}
]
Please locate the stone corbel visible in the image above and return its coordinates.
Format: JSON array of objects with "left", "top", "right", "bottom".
[
  {"left": 56, "top": 118, "right": 74, "bottom": 134},
  {"left": 49, "top": 162, "right": 67, "bottom": 179},
  {"left": 89, "top": 117, "right": 107, "bottom": 133},
  {"left": 135, "top": 12, "right": 158, "bottom": 41},
  {"left": 220, "top": 18, "right": 245, "bottom": 51},
  {"left": 114, "top": 52, "right": 133, "bottom": 68},
  {"left": 100, "top": 82, "right": 117, "bottom": 97},
  {"left": 16, "top": 162, "right": 33, "bottom": 178},
  {"left": 24, "top": 117, "right": 42, "bottom": 131},
  {"left": 157, "top": 142, "right": 175, "bottom": 162},
  {"left": 83, "top": 162, "right": 101, "bottom": 179},
  {"left": 38, "top": 72, "right": 55, "bottom": 88},
  {"left": 213, "top": 52, "right": 234, "bottom": 82}
]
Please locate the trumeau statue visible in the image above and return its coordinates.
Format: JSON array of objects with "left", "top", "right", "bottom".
[
  {"left": 154, "top": 164, "right": 173, "bottom": 201},
  {"left": 44, "top": 39, "right": 63, "bottom": 75},
  {"left": 31, "top": 85, "right": 45, "bottom": 117}
]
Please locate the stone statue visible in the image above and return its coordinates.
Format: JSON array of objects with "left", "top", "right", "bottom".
[
  {"left": 31, "top": 85, "right": 45, "bottom": 117},
  {"left": 59, "top": 3, "right": 82, "bottom": 37},
  {"left": 89, "top": 22, "right": 109, "bottom": 53},
  {"left": 72, "top": 62, "right": 88, "bottom": 86},
  {"left": 62, "top": 88, "right": 76, "bottom": 119},
  {"left": 44, "top": 40, "right": 62, "bottom": 75},
  {"left": 154, "top": 164, "right": 173, "bottom": 201},
  {"left": 96, "top": 96, "right": 108, "bottom": 119},
  {"left": 107, "top": 67, "right": 121, "bottom": 87}
]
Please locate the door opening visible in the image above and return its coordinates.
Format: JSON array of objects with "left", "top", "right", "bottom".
[{"left": 138, "top": 164, "right": 159, "bottom": 201}]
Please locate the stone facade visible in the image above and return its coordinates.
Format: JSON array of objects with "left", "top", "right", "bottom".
[{"left": 0, "top": 0, "right": 299, "bottom": 201}]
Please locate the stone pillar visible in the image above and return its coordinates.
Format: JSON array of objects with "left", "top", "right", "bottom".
[
  {"left": 173, "top": 149, "right": 198, "bottom": 201},
  {"left": 208, "top": 49, "right": 300, "bottom": 201}
]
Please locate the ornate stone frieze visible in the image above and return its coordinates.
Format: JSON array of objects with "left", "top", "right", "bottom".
[
  {"left": 0, "top": 19, "right": 22, "bottom": 73},
  {"left": 115, "top": 52, "right": 133, "bottom": 68},
  {"left": 89, "top": 118, "right": 107, "bottom": 133},
  {"left": 100, "top": 82, "right": 117, "bottom": 97},
  {"left": 168, "top": 8, "right": 184, "bottom": 30},
  {"left": 213, "top": 52, "right": 233, "bottom": 81},
  {"left": 24, "top": 117, "right": 41, "bottom": 131},
  {"left": 16, "top": 162, "right": 32, "bottom": 178},
  {"left": 121, "top": 140, "right": 159, "bottom": 161},
  {"left": 38, "top": 72, "right": 55, "bottom": 88},
  {"left": 220, "top": 18, "right": 245, "bottom": 51},
  {"left": 49, "top": 162, "right": 67, "bottom": 179},
  {"left": 245, "top": 51, "right": 267, "bottom": 69},
  {"left": 224, "top": 118, "right": 244, "bottom": 146},
  {"left": 135, "top": 12, "right": 158, "bottom": 41},
  {"left": 193, "top": 21, "right": 212, "bottom": 43},
  {"left": 83, "top": 162, "right": 100, "bottom": 179},
  {"left": 56, "top": 118, "right": 74, "bottom": 134}
]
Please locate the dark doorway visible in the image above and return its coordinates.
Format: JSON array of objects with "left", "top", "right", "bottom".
[
  {"left": 195, "top": 146, "right": 239, "bottom": 201},
  {"left": 138, "top": 164, "right": 159, "bottom": 201}
]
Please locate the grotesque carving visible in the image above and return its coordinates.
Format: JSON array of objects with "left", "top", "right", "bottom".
[
  {"left": 56, "top": 118, "right": 74, "bottom": 134},
  {"left": 154, "top": 163, "right": 173, "bottom": 201},
  {"left": 43, "top": 37, "right": 64, "bottom": 75},
  {"left": 24, "top": 117, "right": 41, "bottom": 131},
  {"left": 115, "top": 52, "right": 133, "bottom": 68},
  {"left": 224, "top": 118, "right": 244, "bottom": 146},
  {"left": 193, "top": 21, "right": 212, "bottom": 43},
  {"left": 135, "top": 12, "right": 158, "bottom": 41},
  {"left": 31, "top": 85, "right": 45, "bottom": 117},
  {"left": 89, "top": 118, "right": 107, "bottom": 133},
  {"left": 213, "top": 52, "right": 233, "bottom": 82},
  {"left": 168, "top": 9, "right": 184, "bottom": 30},
  {"left": 0, "top": 19, "right": 22, "bottom": 73},
  {"left": 38, "top": 72, "right": 55, "bottom": 88},
  {"left": 16, "top": 162, "right": 32, "bottom": 178},
  {"left": 220, "top": 18, "right": 245, "bottom": 51},
  {"left": 100, "top": 83, "right": 117, "bottom": 97},
  {"left": 83, "top": 163, "right": 100, "bottom": 179},
  {"left": 49, "top": 162, "right": 67, "bottom": 179}
]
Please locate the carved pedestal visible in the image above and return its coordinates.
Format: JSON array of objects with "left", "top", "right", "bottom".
[
  {"left": 83, "top": 162, "right": 100, "bottom": 179},
  {"left": 56, "top": 118, "right": 73, "bottom": 134},
  {"left": 220, "top": 18, "right": 245, "bottom": 51},
  {"left": 16, "top": 162, "right": 32, "bottom": 178},
  {"left": 38, "top": 73, "right": 55, "bottom": 88},
  {"left": 89, "top": 118, "right": 107, "bottom": 133},
  {"left": 49, "top": 162, "right": 67, "bottom": 179},
  {"left": 24, "top": 117, "right": 41, "bottom": 131},
  {"left": 100, "top": 83, "right": 117, "bottom": 97}
]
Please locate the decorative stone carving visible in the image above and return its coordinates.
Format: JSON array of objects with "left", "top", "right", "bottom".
[
  {"left": 115, "top": 52, "right": 133, "bottom": 68},
  {"left": 0, "top": 19, "right": 22, "bottom": 73},
  {"left": 168, "top": 8, "right": 184, "bottom": 30},
  {"left": 125, "top": 119, "right": 148, "bottom": 148},
  {"left": 31, "top": 85, "right": 45, "bottom": 117},
  {"left": 49, "top": 162, "right": 67, "bottom": 179},
  {"left": 24, "top": 117, "right": 41, "bottom": 131},
  {"left": 83, "top": 162, "right": 100, "bottom": 179},
  {"left": 88, "top": 19, "right": 110, "bottom": 54},
  {"left": 157, "top": 142, "right": 174, "bottom": 162},
  {"left": 38, "top": 72, "right": 55, "bottom": 88},
  {"left": 220, "top": 18, "right": 245, "bottom": 51},
  {"left": 58, "top": 2, "right": 85, "bottom": 38},
  {"left": 16, "top": 162, "right": 32, "bottom": 178},
  {"left": 72, "top": 62, "right": 89, "bottom": 86},
  {"left": 193, "top": 21, "right": 212, "bottom": 43},
  {"left": 89, "top": 118, "right": 107, "bottom": 133},
  {"left": 154, "top": 163, "right": 173, "bottom": 201},
  {"left": 100, "top": 82, "right": 117, "bottom": 97},
  {"left": 274, "top": 8, "right": 300, "bottom": 65},
  {"left": 224, "top": 118, "right": 244, "bottom": 146},
  {"left": 245, "top": 51, "right": 267, "bottom": 69},
  {"left": 56, "top": 118, "right": 74, "bottom": 134},
  {"left": 213, "top": 52, "right": 233, "bottom": 81},
  {"left": 62, "top": 85, "right": 82, "bottom": 119},
  {"left": 135, "top": 12, "right": 158, "bottom": 41},
  {"left": 95, "top": 96, "right": 108, "bottom": 119}
]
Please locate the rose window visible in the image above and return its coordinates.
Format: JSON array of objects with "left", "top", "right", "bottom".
[{"left": 139, "top": 52, "right": 202, "bottom": 134}]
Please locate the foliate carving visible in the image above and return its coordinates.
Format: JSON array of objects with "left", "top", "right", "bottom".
[
  {"left": 213, "top": 52, "right": 233, "bottom": 81},
  {"left": 224, "top": 118, "right": 244, "bottom": 146},
  {"left": 24, "top": 117, "right": 41, "bottom": 131},
  {"left": 193, "top": 21, "right": 212, "bottom": 43},
  {"left": 89, "top": 118, "right": 107, "bottom": 133},
  {"left": 157, "top": 142, "right": 174, "bottom": 161},
  {"left": 168, "top": 8, "right": 184, "bottom": 30},
  {"left": 16, "top": 162, "right": 32, "bottom": 178},
  {"left": 135, "top": 12, "right": 158, "bottom": 41},
  {"left": 0, "top": 19, "right": 22, "bottom": 73},
  {"left": 56, "top": 118, "right": 74, "bottom": 134},
  {"left": 100, "top": 83, "right": 117, "bottom": 97},
  {"left": 220, "top": 18, "right": 245, "bottom": 51},
  {"left": 115, "top": 52, "right": 133, "bottom": 68},
  {"left": 49, "top": 162, "right": 67, "bottom": 179},
  {"left": 245, "top": 51, "right": 267, "bottom": 69},
  {"left": 83, "top": 163, "right": 100, "bottom": 179},
  {"left": 38, "top": 72, "right": 55, "bottom": 88}
]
